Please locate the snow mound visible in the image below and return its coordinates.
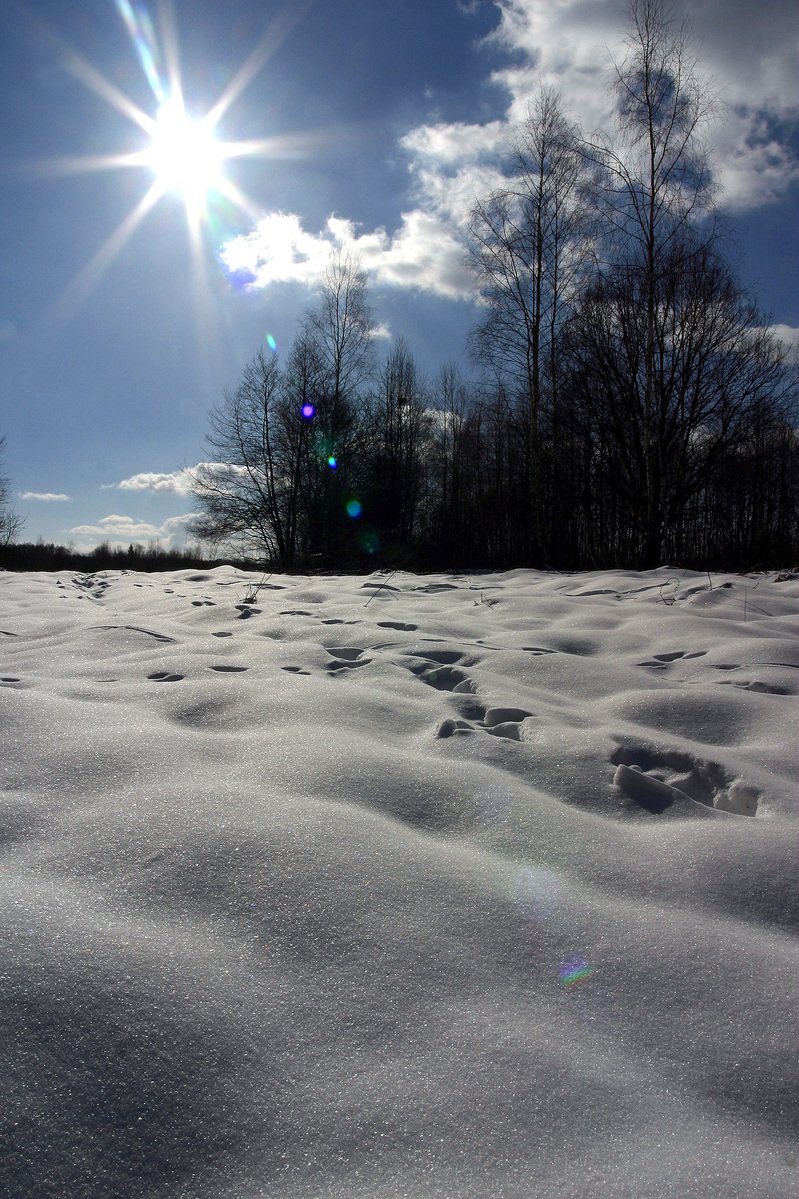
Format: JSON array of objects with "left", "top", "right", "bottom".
[{"left": 1, "top": 566, "right": 797, "bottom": 1198}]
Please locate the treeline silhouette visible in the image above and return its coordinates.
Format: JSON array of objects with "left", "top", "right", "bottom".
[
  {"left": 1, "top": 540, "right": 231, "bottom": 574},
  {"left": 192, "top": 8, "right": 798, "bottom": 574},
  {"left": 3, "top": 3, "right": 798, "bottom": 577}
]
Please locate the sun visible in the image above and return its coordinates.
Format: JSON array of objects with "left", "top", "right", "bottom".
[
  {"left": 145, "top": 98, "right": 225, "bottom": 217},
  {"left": 34, "top": 0, "right": 316, "bottom": 312}
]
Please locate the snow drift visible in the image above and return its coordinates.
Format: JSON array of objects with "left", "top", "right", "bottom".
[{"left": 1, "top": 566, "right": 797, "bottom": 1198}]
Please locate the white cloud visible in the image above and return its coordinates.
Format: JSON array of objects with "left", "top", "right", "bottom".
[
  {"left": 220, "top": 212, "right": 334, "bottom": 288},
  {"left": 103, "top": 470, "right": 196, "bottom": 495},
  {"left": 766, "top": 324, "right": 799, "bottom": 354},
  {"left": 66, "top": 512, "right": 197, "bottom": 552},
  {"left": 218, "top": 0, "right": 797, "bottom": 310},
  {"left": 713, "top": 111, "right": 799, "bottom": 212},
  {"left": 69, "top": 515, "right": 167, "bottom": 539},
  {"left": 19, "top": 491, "right": 70, "bottom": 502},
  {"left": 220, "top": 210, "right": 475, "bottom": 301},
  {"left": 484, "top": 0, "right": 799, "bottom": 212},
  {"left": 401, "top": 120, "right": 507, "bottom": 166},
  {"left": 105, "top": 464, "right": 254, "bottom": 495}
]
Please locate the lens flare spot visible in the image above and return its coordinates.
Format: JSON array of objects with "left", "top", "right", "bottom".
[
  {"left": 301, "top": 403, "right": 315, "bottom": 419},
  {"left": 346, "top": 499, "right": 362, "bottom": 518},
  {"left": 327, "top": 455, "right": 338, "bottom": 470},
  {"left": 360, "top": 529, "right": 380, "bottom": 555},
  {"left": 559, "top": 957, "right": 595, "bottom": 987},
  {"left": 513, "top": 865, "right": 562, "bottom": 924},
  {"left": 266, "top": 333, "right": 278, "bottom": 353}
]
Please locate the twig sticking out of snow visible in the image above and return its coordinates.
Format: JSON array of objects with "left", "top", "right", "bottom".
[{"left": 364, "top": 572, "right": 398, "bottom": 607}]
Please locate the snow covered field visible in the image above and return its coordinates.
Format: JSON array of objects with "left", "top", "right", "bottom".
[{"left": 1, "top": 566, "right": 797, "bottom": 1199}]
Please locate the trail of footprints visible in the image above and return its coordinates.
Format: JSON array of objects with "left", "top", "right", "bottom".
[
  {"left": 5, "top": 584, "right": 777, "bottom": 819},
  {"left": 147, "top": 666, "right": 250, "bottom": 683},
  {"left": 636, "top": 646, "right": 793, "bottom": 695},
  {"left": 396, "top": 647, "right": 533, "bottom": 743},
  {"left": 277, "top": 636, "right": 532, "bottom": 742}
]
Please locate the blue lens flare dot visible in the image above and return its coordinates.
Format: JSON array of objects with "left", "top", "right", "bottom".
[
  {"left": 266, "top": 333, "right": 277, "bottom": 353},
  {"left": 327, "top": 455, "right": 338, "bottom": 470},
  {"left": 301, "top": 403, "right": 315, "bottom": 419},
  {"left": 346, "top": 499, "right": 362, "bottom": 519}
]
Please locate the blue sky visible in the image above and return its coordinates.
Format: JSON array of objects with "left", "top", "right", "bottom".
[{"left": 2, "top": 0, "right": 797, "bottom": 551}]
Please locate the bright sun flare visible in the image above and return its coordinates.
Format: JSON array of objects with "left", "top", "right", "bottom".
[
  {"left": 145, "top": 99, "right": 224, "bottom": 211},
  {"left": 39, "top": 0, "right": 316, "bottom": 313}
]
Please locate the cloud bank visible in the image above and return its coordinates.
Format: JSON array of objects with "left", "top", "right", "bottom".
[
  {"left": 220, "top": 212, "right": 476, "bottom": 302},
  {"left": 67, "top": 512, "right": 195, "bottom": 550},
  {"left": 767, "top": 324, "right": 799, "bottom": 354},
  {"left": 219, "top": 0, "right": 798, "bottom": 301}
]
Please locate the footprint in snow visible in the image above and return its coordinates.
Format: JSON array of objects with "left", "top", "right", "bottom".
[
  {"left": 147, "top": 672, "right": 184, "bottom": 683},
  {"left": 637, "top": 649, "right": 707, "bottom": 668},
  {"left": 610, "top": 744, "right": 760, "bottom": 817},
  {"left": 483, "top": 707, "right": 533, "bottom": 740},
  {"left": 437, "top": 718, "right": 475, "bottom": 738},
  {"left": 92, "top": 625, "right": 176, "bottom": 644},
  {"left": 325, "top": 647, "right": 372, "bottom": 672},
  {"left": 421, "top": 665, "right": 476, "bottom": 694}
]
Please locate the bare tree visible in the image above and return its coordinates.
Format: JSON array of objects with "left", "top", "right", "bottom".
[
  {"left": 584, "top": 0, "right": 717, "bottom": 564},
  {"left": 469, "top": 88, "right": 594, "bottom": 556},
  {"left": 191, "top": 350, "right": 298, "bottom": 566},
  {"left": 192, "top": 251, "right": 377, "bottom": 569},
  {"left": 300, "top": 248, "right": 376, "bottom": 558},
  {"left": 0, "top": 437, "right": 23, "bottom": 548},
  {"left": 564, "top": 241, "right": 796, "bottom": 564},
  {"left": 304, "top": 247, "right": 376, "bottom": 424},
  {"left": 367, "top": 338, "right": 432, "bottom": 546},
  {"left": 426, "top": 365, "right": 480, "bottom": 564}
]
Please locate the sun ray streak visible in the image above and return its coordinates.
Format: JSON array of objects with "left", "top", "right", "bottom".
[
  {"left": 60, "top": 44, "right": 154, "bottom": 134},
  {"left": 205, "top": 0, "right": 315, "bottom": 128},
  {"left": 25, "top": 152, "right": 151, "bottom": 179},
  {"left": 113, "top": 0, "right": 167, "bottom": 104},
  {"left": 154, "top": 0, "right": 185, "bottom": 114},
  {"left": 215, "top": 177, "right": 265, "bottom": 228},
  {"left": 55, "top": 181, "right": 164, "bottom": 319}
]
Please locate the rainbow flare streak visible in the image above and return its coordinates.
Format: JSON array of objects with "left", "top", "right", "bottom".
[
  {"left": 114, "top": 0, "right": 166, "bottom": 104},
  {"left": 559, "top": 958, "right": 595, "bottom": 987}
]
